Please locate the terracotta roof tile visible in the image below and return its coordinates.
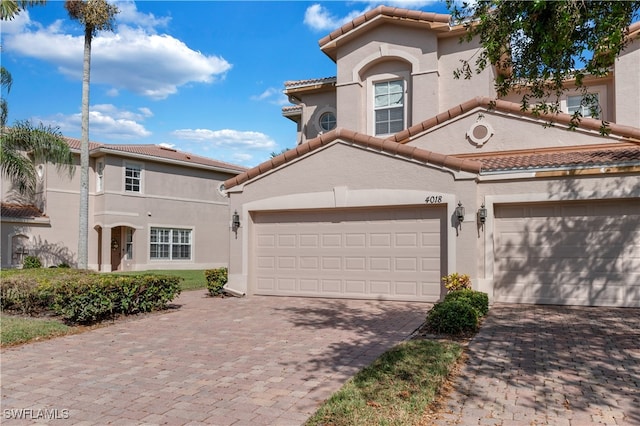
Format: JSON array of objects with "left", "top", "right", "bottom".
[
  {"left": 284, "top": 77, "right": 336, "bottom": 89},
  {"left": 64, "top": 137, "right": 246, "bottom": 173},
  {"left": 456, "top": 143, "right": 640, "bottom": 172},
  {"left": 223, "top": 128, "right": 482, "bottom": 190},
  {"left": 319, "top": 6, "right": 451, "bottom": 48},
  {"left": 1, "top": 203, "right": 45, "bottom": 219},
  {"left": 388, "top": 96, "right": 640, "bottom": 144}
]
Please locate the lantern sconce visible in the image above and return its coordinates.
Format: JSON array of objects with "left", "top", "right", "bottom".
[
  {"left": 232, "top": 210, "right": 241, "bottom": 231},
  {"left": 455, "top": 201, "right": 465, "bottom": 223},
  {"left": 477, "top": 203, "right": 487, "bottom": 225}
]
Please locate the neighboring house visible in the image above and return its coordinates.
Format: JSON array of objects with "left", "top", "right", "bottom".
[
  {"left": 1, "top": 137, "right": 245, "bottom": 272},
  {"left": 222, "top": 6, "right": 640, "bottom": 307}
]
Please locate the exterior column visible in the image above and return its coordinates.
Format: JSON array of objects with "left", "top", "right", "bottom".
[{"left": 100, "top": 226, "right": 112, "bottom": 272}]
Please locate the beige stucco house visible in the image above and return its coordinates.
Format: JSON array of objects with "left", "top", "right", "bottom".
[
  {"left": 1, "top": 138, "right": 245, "bottom": 272},
  {"left": 223, "top": 7, "right": 640, "bottom": 307}
]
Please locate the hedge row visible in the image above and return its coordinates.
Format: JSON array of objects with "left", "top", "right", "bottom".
[{"left": 0, "top": 269, "right": 181, "bottom": 324}]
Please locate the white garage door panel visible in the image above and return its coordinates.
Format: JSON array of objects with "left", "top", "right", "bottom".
[
  {"left": 252, "top": 207, "right": 445, "bottom": 301},
  {"left": 494, "top": 200, "right": 640, "bottom": 307}
]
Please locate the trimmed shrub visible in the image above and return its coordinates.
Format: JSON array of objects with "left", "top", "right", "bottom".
[
  {"left": 426, "top": 299, "right": 479, "bottom": 335},
  {"left": 50, "top": 274, "right": 182, "bottom": 324},
  {"left": 444, "top": 289, "right": 489, "bottom": 317},
  {"left": 205, "top": 267, "right": 228, "bottom": 296},
  {"left": 0, "top": 276, "right": 51, "bottom": 315},
  {"left": 0, "top": 269, "right": 182, "bottom": 324},
  {"left": 441, "top": 272, "right": 471, "bottom": 292},
  {"left": 22, "top": 256, "right": 42, "bottom": 269}
]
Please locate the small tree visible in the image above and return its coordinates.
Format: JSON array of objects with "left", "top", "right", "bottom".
[{"left": 447, "top": 0, "right": 640, "bottom": 133}]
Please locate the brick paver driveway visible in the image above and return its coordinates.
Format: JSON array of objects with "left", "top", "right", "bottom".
[
  {"left": 434, "top": 304, "right": 640, "bottom": 426},
  {"left": 1, "top": 291, "right": 427, "bottom": 425}
]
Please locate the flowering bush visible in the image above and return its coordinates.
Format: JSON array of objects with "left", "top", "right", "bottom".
[{"left": 442, "top": 273, "right": 471, "bottom": 292}]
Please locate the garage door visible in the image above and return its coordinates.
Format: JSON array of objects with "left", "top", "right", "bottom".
[
  {"left": 252, "top": 206, "right": 446, "bottom": 301},
  {"left": 494, "top": 200, "right": 640, "bottom": 307}
]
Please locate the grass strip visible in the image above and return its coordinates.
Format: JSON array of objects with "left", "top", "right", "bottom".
[
  {"left": 306, "top": 339, "right": 463, "bottom": 426},
  {"left": 1, "top": 315, "right": 72, "bottom": 347}
]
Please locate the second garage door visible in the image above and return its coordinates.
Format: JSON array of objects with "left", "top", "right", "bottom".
[
  {"left": 494, "top": 200, "right": 640, "bottom": 307},
  {"left": 251, "top": 206, "right": 446, "bottom": 301}
]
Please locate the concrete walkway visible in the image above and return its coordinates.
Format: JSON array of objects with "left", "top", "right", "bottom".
[
  {"left": 433, "top": 304, "right": 640, "bottom": 426},
  {"left": 1, "top": 291, "right": 427, "bottom": 425}
]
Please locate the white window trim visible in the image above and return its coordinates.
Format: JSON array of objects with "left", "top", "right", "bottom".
[
  {"left": 123, "top": 161, "right": 143, "bottom": 194},
  {"left": 312, "top": 106, "right": 337, "bottom": 135},
  {"left": 149, "top": 226, "right": 193, "bottom": 261},
  {"left": 367, "top": 72, "right": 410, "bottom": 136},
  {"left": 560, "top": 85, "right": 607, "bottom": 120},
  {"left": 96, "top": 159, "right": 105, "bottom": 193}
]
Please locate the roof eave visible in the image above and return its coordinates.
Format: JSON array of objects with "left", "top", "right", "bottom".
[{"left": 91, "top": 147, "right": 245, "bottom": 175}]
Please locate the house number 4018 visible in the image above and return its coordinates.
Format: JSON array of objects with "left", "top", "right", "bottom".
[{"left": 425, "top": 195, "right": 443, "bottom": 204}]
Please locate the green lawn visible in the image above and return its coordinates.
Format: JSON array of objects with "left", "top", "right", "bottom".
[
  {"left": 0, "top": 315, "right": 73, "bottom": 347},
  {"left": 1, "top": 269, "right": 207, "bottom": 347},
  {"left": 305, "top": 339, "right": 463, "bottom": 426},
  {"left": 115, "top": 269, "right": 208, "bottom": 291}
]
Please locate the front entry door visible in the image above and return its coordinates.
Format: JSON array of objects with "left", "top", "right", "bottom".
[{"left": 110, "top": 227, "right": 122, "bottom": 271}]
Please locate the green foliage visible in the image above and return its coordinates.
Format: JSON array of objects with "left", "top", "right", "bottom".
[
  {"left": 444, "top": 289, "right": 489, "bottom": 317},
  {"left": 1, "top": 315, "right": 71, "bottom": 347},
  {"left": 306, "top": 339, "right": 463, "bottom": 426},
  {"left": 441, "top": 272, "right": 471, "bottom": 292},
  {"left": 204, "top": 267, "right": 228, "bottom": 296},
  {"left": 0, "top": 269, "right": 181, "bottom": 324},
  {"left": 0, "top": 275, "right": 51, "bottom": 315},
  {"left": 426, "top": 299, "right": 480, "bottom": 335},
  {"left": 447, "top": 0, "right": 640, "bottom": 134},
  {"left": 22, "top": 255, "right": 42, "bottom": 269},
  {"left": 51, "top": 274, "right": 182, "bottom": 324}
]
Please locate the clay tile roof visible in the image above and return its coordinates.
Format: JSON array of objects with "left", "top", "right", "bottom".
[
  {"left": 1, "top": 203, "right": 46, "bottom": 219},
  {"left": 63, "top": 137, "right": 246, "bottom": 173},
  {"left": 388, "top": 96, "right": 640, "bottom": 144},
  {"left": 284, "top": 77, "right": 337, "bottom": 89},
  {"left": 457, "top": 143, "right": 640, "bottom": 172},
  {"left": 223, "top": 128, "right": 482, "bottom": 190},
  {"left": 319, "top": 6, "right": 451, "bottom": 49}
]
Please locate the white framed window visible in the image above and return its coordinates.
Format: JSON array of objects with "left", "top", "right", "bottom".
[
  {"left": 567, "top": 93, "right": 599, "bottom": 118},
  {"left": 96, "top": 160, "right": 104, "bottom": 192},
  {"left": 124, "top": 228, "right": 133, "bottom": 260},
  {"left": 319, "top": 111, "right": 336, "bottom": 132},
  {"left": 150, "top": 227, "right": 191, "bottom": 260},
  {"left": 374, "top": 80, "right": 404, "bottom": 135},
  {"left": 124, "top": 162, "right": 141, "bottom": 193}
]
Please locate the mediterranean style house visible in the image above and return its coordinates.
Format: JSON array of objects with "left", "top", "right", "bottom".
[
  {"left": 222, "top": 6, "right": 640, "bottom": 307},
  {"left": 1, "top": 138, "right": 245, "bottom": 272}
]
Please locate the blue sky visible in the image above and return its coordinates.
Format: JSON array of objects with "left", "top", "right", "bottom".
[{"left": 1, "top": 1, "right": 450, "bottom": 167}]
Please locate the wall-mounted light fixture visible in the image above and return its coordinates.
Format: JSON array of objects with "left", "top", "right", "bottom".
[
  {"left": 455, "top": 201, "right": 465, "bottom": 223},
  {"left": 232, "top": 210, "right": 241, "bottom": 231},
  {"left": 477, "top": 203, "right": 487, "bottom": 224}
]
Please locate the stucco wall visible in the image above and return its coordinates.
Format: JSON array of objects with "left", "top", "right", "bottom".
[
  {"left": 614, "top": 41, "right": 640, "bottom": 128},
  {"left": 227, "top": 141, "right": 481, "bottom": 295},
  {"left": 406, "top": 109, "right": 624, "bottom": 155}
]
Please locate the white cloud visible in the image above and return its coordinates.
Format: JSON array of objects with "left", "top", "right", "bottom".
[
  {"left": 303, "top": 1, "right": 444, "bottom": 32},
  {"left": 2, "top": 5, "right": 231, "bottom": 100},
  {"left": 251, "top": 87, "right": 289, "bottom": 106},
  {"left": 159, "top": 142, "right": 176, "bottom": 149},
  {"left": 232, "top": 153, "right": 253, "bottom": 163},
  {"left": 116, "top": 0, "right": 171, "bottom": 32},
  {"left": 304, "top": 4, "right": 370, "bottom": 32},
  {"left": 171, "top": 129, "right": 277, "bottom": 150},
  {"left": 38, "top": 104, "right": 152, "bottom": 141}
]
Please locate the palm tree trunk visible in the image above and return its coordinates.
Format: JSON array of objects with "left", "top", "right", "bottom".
[{"left": 77, "top": 25, "right": 92, "bottom": 269}]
